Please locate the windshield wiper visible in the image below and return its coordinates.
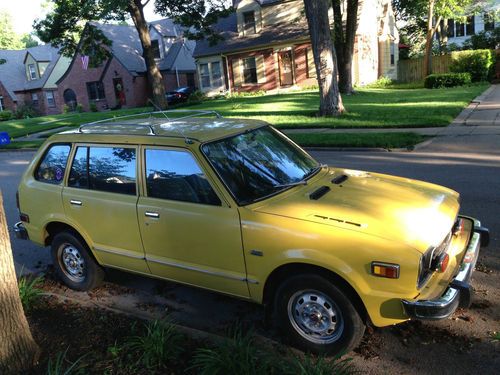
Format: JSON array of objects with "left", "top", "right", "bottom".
[{"left": 273, "top": 164, "right": 325, "bottom": 189}]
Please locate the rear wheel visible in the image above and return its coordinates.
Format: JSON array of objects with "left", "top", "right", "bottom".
[
  {"left": 51, "top": 231, "right": 104, "bottom": 291},
  {"left": 275, "top": 274, "right": 365, "bottom": 355}
]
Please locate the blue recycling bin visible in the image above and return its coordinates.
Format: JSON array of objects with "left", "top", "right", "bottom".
[{"left": 0, "top": 132, "right": 11, "bottom": 146}]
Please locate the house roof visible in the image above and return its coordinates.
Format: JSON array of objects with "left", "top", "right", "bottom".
[
  {"left": 92, "top": 21, "right": 195, "bottom": 74},
  {"left": 193, "top": 13, "right": 309, "bottom": 58},
  {"left": 0, "top": 44, "right": 61, "bottom": 100}
]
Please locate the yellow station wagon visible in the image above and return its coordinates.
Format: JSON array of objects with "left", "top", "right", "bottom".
[{"left": 15, "top": 111, "right": 489, "bottom": 355}]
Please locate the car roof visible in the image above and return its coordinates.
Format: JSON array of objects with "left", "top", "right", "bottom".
[{"left": 59, "top": 115, "right": 267, "bottom": 143}]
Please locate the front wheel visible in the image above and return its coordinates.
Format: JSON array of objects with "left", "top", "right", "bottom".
[
  {"left": 51, "top": 231, "right": 104, "bottom": 291},
  {"left": 275, "top": 274, "right": 365, "bottom": 355}
]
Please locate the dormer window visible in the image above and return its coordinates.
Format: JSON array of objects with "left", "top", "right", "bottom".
[
  {"left": 28, "top": 64, "right": 37, "bottom": 80},
  {"left": 151, "top": 40, "right": 161, "bottom": 59},
  {"left": 243, "top": 11, "right": 256, "bottom": 35}
]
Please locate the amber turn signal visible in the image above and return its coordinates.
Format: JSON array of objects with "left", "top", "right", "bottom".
[{"left": 371, "top": 262, "right": 400, "bottom": 279}]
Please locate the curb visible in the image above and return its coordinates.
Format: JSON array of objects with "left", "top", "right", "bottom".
[
  {"left": 470, "top": 84, "right": 494, "bottom": 104},
  {"left": 305, "top": 146, "right": 390, "bottom": 152}
]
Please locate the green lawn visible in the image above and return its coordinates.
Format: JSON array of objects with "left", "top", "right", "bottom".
[{"left": 185, "top": 83, "right": 487, "bottom": 128}]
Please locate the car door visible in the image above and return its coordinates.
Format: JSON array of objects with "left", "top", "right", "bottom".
[
  {"left": 137, "top": 146, "right": 249, "bottom": 298},
  {"left": 62, "top": 144, "right": 149, "bottom": 274}
]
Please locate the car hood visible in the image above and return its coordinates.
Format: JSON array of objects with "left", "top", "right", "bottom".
[{"left": 252, "top": 168, "right": 460, "bottom": 252}]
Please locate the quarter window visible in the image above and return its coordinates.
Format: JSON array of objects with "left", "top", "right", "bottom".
[
  {"left": 87, "top": 81, "right": 105, "bottom": 101},
  {"left": 68, "top": 146, "right": 89, "bottom": 188},
  {"left": 145, "top": 149, "right": 220, "bottom": 205},
  {"left": 28, "top": 64, "right": 37, "bottom": 80},
  {"left": 200, "top": 63, "right": 211, "bottom": 88},
  {"left": 211, "top": 61, "right": 223, "bottom": 87},
  {"left": 243, "top": 11, "right": 256, "bottom": 35},
  {"left": 31, "top": 93, "right": 39, "bottom": 107},
  {"left": 151, "top": 40, "right": 161, "bottom": 59},
  {"left": 35, "top": 144, "right": 71, "bottom": 184}
]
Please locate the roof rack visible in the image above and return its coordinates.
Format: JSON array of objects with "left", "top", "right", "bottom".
[{"left": 77, "top": 110, "right": 223, "bottom": 135}]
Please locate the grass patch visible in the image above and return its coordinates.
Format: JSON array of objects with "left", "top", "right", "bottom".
[
  {"left": 185, "top": 83, "right": 488, "bottom": 129},
  {"left": 288, "top": 132, "right": 429, "bottom": 149},
  {"left": 18, "top": 274, "right": 44, "bottom": 312}
]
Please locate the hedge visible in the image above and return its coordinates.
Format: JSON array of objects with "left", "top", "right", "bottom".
[
  {"left": 0, "top": 110, "right": 13, "bottom": 121},
  {"left": 424, "top": 73, "right": 472, "bottom": 89},
  {"left": 450, "top": 49, "right": 495, "bottom": 82}
]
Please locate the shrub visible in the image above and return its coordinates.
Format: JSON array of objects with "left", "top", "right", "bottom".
[
  {"left": 365, "top": 76, "right": 394, "bottom": 88},
  {"left": 424, "top": 73, "right": 471, "bottom": 89},
  {"left": 462, "top": 27, "right": 500, "bottom": 50},
  {"left": 76, "top": 104, "right": 84, "bottom": 113},
  {"left": 89, "top": 103, "right": 98, "bottom": 112},
  {"left": 14, "top": 104, "right": 38, "bottom": 119},
  {"left": 187, "top": 90, "right": 207, "bottom": 104},
  {"left": 63, "top": 104, "right": 70, "bottom": 113},
  {"left": 450, "top": 49, "right": 494, "bottom": 82},
  {"left": 0, "top": 110, "right": 13, "bottom": 121},
  {"left": 18, "top": 274, "right": 43, "bottom": 312}
]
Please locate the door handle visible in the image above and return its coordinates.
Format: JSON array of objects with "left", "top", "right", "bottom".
[
  {"left": 70, "top": 199, "right": 82, "bottom": 206},
  {"left": 145, "top": 211, "right": 160, "bottom": 218}
]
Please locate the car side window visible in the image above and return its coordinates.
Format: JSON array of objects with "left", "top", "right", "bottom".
[
  {"left": 68, "top": 146, "right": 89, "bottom": 188},
  {"left": 145, "top": 149, "right": 221, "bottom": 206},
  {"left": 68, "top": 146, "right": 137, "bottom": 195},
  {"left": 35, "top": 144, "right": 71, "bottom": 184}
]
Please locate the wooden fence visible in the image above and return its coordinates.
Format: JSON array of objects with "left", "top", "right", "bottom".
[{"left": 397, "top": 54, "right": 452, "bottom": 83}]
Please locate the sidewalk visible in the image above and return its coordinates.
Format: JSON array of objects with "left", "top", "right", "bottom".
[{"left": 283, "top": 84, "right": 500, "bottom": 137}]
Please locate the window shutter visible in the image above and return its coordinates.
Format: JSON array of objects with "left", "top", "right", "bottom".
[
  {"left": 232, "top": 59, "right": 243, "bottom": 86},
  {"left": 256, "top": 55, "right": 266, "bottom": 84}
]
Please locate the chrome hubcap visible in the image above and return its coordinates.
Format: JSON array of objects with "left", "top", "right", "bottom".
[
  {"left": 59, "top": 244, "right": 85, "bottom": 282},
  {"left": 288, "top": 290, "right": 344, "bottom": 344}
]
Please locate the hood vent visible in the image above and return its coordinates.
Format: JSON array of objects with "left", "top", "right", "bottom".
[
  {"left": 309, "top": 186, "right": 331, "bottom": 200},
  {"left": 313, "top": 214, "right": 365, "bottom": 228},
  {"left": 332, "top": 174, "right": 348, "bottom": 185}
]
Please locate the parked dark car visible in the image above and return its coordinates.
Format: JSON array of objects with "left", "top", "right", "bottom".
[{"left": 166, "top": 87, "right": 195, "bottom": 105}]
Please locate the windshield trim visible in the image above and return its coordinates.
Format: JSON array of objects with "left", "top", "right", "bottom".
[{"left": 200, "top": 125, "right": 321, "bottom": 206}]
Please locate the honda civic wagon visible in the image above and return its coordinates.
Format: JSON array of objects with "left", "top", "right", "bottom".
[{"left": 15, "top": 111, "right": 489, "bottom": 355}]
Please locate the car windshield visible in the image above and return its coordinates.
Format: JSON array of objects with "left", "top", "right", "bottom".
[{"left": 202, "top": 126, "right": 320, "bottom": 205}]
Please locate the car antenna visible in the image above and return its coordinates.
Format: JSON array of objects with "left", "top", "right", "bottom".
[{"left": 147, "top": 99, "right": 193, "bottom": 145}]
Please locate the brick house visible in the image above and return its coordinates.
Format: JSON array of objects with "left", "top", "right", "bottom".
[
  {"left": 56, "top": 20, "right": 197, "bottom": 112},
  {"left": 193, "top": 0, "right": 399, "bottom": 95},
  {"left": 0, "top": 45, "right": 71, "bottom": 115}
]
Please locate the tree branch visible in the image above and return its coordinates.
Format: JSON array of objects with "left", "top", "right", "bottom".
[{"left": 142, "top": 0, "right": 150, "bottom": 7}]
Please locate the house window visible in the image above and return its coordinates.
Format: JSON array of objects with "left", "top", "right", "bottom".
[
  {"left": 86, "top": 81, "right": 106, "bottom": 101},
  {"left": 151, "top": 40, "right": 161, "bottom": 59},
  {"left": 0, "top": 96, "right": 4, "bottom": 111},
  {"left": 211, "top": 62, "right": 223, "bottom": 87},
  {"left": 28, "top": 64, "right": 37, "bottom": 80},
  {"left": 243, "top": 57, "right": 257, "bottom": 84},
  {"left": 200, "top": 63, "right": 211, "bottom": 88},
  {"left": 31, "top": 93, "right": 39, "bottom": 107},
  {"left": 484, "top": 13, "right": 495, "bottom": 31},
  {"left": 306, "top": 48, "right": 316, "bottom": 78},
  {"left": 465, "top": 16, "right": 475, "bottom": 36},
  {"left": 447, "top": 19, "right": 455, "bottom": 37},
  {"left": 455, "top": 21, "right": 465, "bottom": 37},
  {"left": 46, "top": 91, "right": 56, "bottom": 108},
  {"left": 243, "top": 11, "right": 256, "bottom": 35},
  {"left": 390, "top": 43, "right": 395, "bottom": 65}
]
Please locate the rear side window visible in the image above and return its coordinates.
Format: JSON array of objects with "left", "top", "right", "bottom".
[
  {"left": 68, "top": 146, "right": 137, "bottom": 195},
  {"left": 145, "top": 149, "right": 221, "bottom": 205},
  {"left": 35, "top": 144, "right": 71, "bottom": 184}
]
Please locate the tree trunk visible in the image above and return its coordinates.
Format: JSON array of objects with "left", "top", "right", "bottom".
[
  {"left": 304, "top": 0, "right": 344, "bottom": 116},
  {"left": 0, "top": 191, "right": 40, "bottom": 373},
  {"left": 333, "top": 0, "right": 358, "bottom": 94},
  {"left": 128, "top": 0, "right": 168, "bottom": 109},
  {"left": 424, "top": 0, "right": 435, "bottom": 76}
]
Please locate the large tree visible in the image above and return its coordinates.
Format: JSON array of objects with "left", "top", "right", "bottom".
[
  {"left": 0, "top": 11, "right": 24, "bottom": 50},
  {"left": 304, "top": 0, "right": 345, "bottom": 116},
  {"left": 34, "top": 1, "right": 230, "bottom": 109},
  {"left": 332, "top": 0, "right": 359, "bottom": 94},
  {"left": 0, "top": 192, "right": 40, "bottom": 373}
]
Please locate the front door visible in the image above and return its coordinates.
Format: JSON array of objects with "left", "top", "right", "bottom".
[
  {"left": 278, "top": 50, "right": 294, "bottom": 86},
  {"left": 113, "top": 78, "right": 126, "bottom": 106},
  {"left": 62, "top": 145, "right": 149, "bottom": 274},
  {"left": 137, "top": 147, "right": 249, "bottom": 298}
]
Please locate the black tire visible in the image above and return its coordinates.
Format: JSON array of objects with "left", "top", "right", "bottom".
[
  {"left": 51, "top": 231, "right": 104, "bottom": 291},
  {"left": 275, "top": 274, "right": 365, "bottom": 355}
]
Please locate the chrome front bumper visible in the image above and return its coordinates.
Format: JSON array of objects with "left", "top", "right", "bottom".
[
  {"left": 402, "top": 218, "right": 488, "bottom": 320},
  {"left": 13, "top": 221, "right": 29, "bottom": 240}
]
